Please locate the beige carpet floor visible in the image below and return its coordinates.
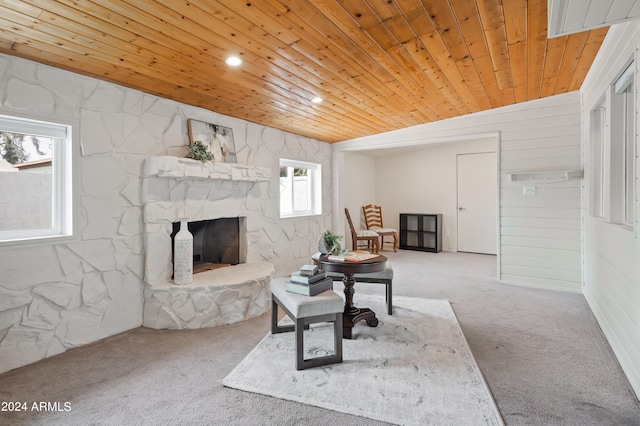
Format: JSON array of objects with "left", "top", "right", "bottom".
[
  {"left": 223, "top": 296, "right": 503, "bottom": 425},
  {"left": 0, "top": 251, "right": 638, "bottom": 425}
]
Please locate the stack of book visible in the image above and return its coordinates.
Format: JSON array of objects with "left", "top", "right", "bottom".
[{"left": 286, "top": 264, "right": 333, "bottom": 296}]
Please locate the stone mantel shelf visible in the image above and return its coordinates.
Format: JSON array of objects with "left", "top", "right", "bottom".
[{"left": 143, "top": 156, "right": 271, "bottom": 182}]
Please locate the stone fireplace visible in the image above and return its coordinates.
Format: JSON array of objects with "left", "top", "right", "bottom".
[
  {"left": 171, "top": 217, "right": 247, "bottom": 274},
  {"left": 141, "top": 156, "right": 274, "bottom": 330}
]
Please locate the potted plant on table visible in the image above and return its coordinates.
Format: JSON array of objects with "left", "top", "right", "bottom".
[{"left": 319, "top": 230, "right": 347, "bottom": 255}]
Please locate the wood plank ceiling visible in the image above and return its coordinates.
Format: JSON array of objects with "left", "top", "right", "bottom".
[{"left": 0, "top": 0, "right": 608, "bottom": 143}]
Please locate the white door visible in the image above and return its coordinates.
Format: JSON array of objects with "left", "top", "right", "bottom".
[{"left": 457, "top": 152, "right": 497, "bottom": 254}]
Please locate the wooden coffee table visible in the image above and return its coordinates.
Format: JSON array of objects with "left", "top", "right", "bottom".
[{"left": 314, "top": 254, "right": 387, "bottom": 339}]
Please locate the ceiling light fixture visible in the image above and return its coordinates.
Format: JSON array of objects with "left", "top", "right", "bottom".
[
  {"left": 311, "top": 97, "right": 323, "bottom": 104},
  {"left": 225, "top": 56, "right": 243, "bottom": 66}
]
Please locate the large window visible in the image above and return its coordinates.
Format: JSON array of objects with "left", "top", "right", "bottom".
[
  {"left": 279, "top": 159, "right": 321, "bottom": 218},
  {"left": 589, "top": 60, "right": 636, "bottom": 230},
  {"left": 0, "top": 115, "right": 73, "bottom": 243},
  {"left": 611, "top": 61, "right": 636, "bottom": 228}
]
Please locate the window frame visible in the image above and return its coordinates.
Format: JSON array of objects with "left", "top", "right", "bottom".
[
  {"left": 610, "top": 60, "right": 636, "bottom": 229},
  {"left": 589, "top": 59, "right": 637, "bottom": 233},
  {"left": 0, "top": 113, "right": 76, "bottom": 246},
  {"left": 279, "top": 158, "right": 322, "bottom": 218},
  {"left": 590, "top": 103, "right": 607, "bottom": 219}
]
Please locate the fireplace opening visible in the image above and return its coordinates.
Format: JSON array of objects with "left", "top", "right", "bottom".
[{"left": 171, "top": 217, "right": 247, "bottom": 275}]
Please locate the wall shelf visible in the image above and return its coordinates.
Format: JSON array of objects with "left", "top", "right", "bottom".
[{"left": 509, "top": 170, "right": 581, "bottom": 184}]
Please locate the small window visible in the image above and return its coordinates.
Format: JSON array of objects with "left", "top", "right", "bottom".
[
  {"left": 279, "top": 159, "right": 322, "bottom": 218},
  {"left": 0, "top": 115, "right": 73, "bottom": 243}
]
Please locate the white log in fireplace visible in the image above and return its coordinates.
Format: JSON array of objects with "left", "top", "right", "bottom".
[{"left": 141, "top": 156, "right": 274, "bottom": 329}]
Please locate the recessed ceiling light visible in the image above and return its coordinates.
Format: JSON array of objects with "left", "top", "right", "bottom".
[
  {"left": 225, "top": 56, "right": 243, "bottom": 66},
  {"left": 311, "top": 97, "right": 323, "bottom": 104}
]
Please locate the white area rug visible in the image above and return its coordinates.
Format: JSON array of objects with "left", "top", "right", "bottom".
[{"left": 222, "top": 295, "right": 504, "bottom": 425}]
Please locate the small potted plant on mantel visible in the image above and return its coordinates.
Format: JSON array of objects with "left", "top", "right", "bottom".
[{"left": 186, "top": 140, "right": 213, "bottom": 163}]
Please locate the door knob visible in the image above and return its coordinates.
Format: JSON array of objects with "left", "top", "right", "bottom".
[{"left": 458, "top": 207, "right": 466, "bottom": 211}]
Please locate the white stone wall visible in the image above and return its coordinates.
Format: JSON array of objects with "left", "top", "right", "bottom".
[
  {"left": 0, "top": 53, "right": 332, "bottom": 374},
  {"left": 141, "top": 156, "right": 273, "bottom": 285}
]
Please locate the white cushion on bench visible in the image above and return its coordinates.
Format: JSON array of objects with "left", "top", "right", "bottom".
[{"left": 270, "top": 278, "right": 343, "bottom": 319}]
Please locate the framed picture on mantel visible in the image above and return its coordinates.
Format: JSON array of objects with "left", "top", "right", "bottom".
[{"left": 187, "top": 119, "right": 237, "bottom": 163}]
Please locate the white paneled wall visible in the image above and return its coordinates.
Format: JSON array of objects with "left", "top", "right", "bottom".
[
  {"left": 500, "top": 103, "right": 583, "bottom": 292},
  {"left": 334, "top": 91, "right": 583, "bottom": 293},
  {"left": 581, "top": 20, "right": 640, "bottom": 398}
]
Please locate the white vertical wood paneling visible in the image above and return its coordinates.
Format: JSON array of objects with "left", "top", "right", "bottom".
[
  {"left": 585, "top": 1, "right": 615, "bottom": 28},
  {"left": 581, "top": 20, "right": 640, "bottom": 398},
  {"left": 549, "top": 0, "right": 640, "bottom": 36},
  {"left": 335, "top": 91, "right": 584, "bottom": 293}
]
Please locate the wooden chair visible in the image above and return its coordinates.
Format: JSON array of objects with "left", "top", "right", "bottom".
[
  {"left": 362, "top": 204, "right": 398, "bottom": 252},
  {"left": 345, "top": 208, "right": 379, "bottom": 253}
]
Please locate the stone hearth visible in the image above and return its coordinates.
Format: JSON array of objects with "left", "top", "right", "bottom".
[
  {"left": 142, "top": 156, "right": 274, "bottom": 329},
  {"left": 143, "top": 262, "right": 273, "bottom": 329}
]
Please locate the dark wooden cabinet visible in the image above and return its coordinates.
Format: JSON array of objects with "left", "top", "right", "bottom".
[{"left": 399, "top": 214, "right": 442, "bottom": 252}]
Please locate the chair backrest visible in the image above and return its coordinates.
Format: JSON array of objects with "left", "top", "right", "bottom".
[
  {"left": 362, "top": 204, "right": 384, "bottom": 229},
  {"left": 344, "top": 208, "right": 357, "bottom": 241}
]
